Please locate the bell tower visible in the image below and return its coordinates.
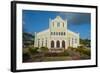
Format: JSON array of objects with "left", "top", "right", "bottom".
[{"left": 49, "top": 16, "right": 67, "bottom": 36}]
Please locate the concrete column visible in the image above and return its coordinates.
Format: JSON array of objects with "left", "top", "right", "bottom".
[{"left": 54, "top": 40, "right": 56, "bottom": 49}]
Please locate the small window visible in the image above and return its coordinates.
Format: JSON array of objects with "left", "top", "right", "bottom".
[
  {"left": 61, "top": 32, "right": 63, "bottom": 35},
  {"left": 51, "top": 32, "right": 53, "bottom": 35},
  {"left": 56, "top": 32, "right": 58, "bottom": 35},
  {"left": 64, "top": 32, "right": 66, "bottom": 35},
  {"left": 75, "top": 38, "right": 77, "bottom": 43},
  {"left": 57, "top": 22, "right": 60, "bottom": 27},
  {"left": 72, "top": 38, "right": 74, "bottom": 45},
  {"left": 63, "top": 22, "right": 64, "bottom": 27},
  {"left": 59, "top": 32, "right": 60, "bottom": 35},
  {"left": 54, "top": 32, "right": 55, "bottom": 35}
]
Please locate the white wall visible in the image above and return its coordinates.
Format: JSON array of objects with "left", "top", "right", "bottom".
[{"left": 0, "top": 0, "right": 100, "bottom": 73}]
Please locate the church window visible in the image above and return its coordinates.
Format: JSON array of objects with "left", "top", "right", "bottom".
[
  {"left": 75, "top": 38, "right": 77, "bottom": 43},
  {"left": 64, "top": 32, "right": 66, "bottom": 35},
  {"left": 51, "top": 40, "right": 54, "bottom": 48},
  {"left": 62, "top": 40, "right": 65, "bottom": 48},
  {"left": 57, "top": 22, "right": 60, "bottom": 27},
  {"left": 54, "top": 32, "right": 55, "bottom": 35},
  {"left": 56, "top": 32, "right": 58, "bottom": 35},
  {"left": 59, "top": 32, "right": 60, "bottom": 35},
  {"left": 63, "top": 22, "right": 64, "bottom": 27},
  {"left": 51, "top": 32, "right": 53, "bottom": 35},
  {"left": 56, "top": 40, "right": 60, "bottom": 48},
  {"left": 61, "top": 32, "right": 63, "bottom": 35}
]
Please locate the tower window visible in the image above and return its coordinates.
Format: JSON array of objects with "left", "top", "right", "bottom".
[
  {"left": 57, "top": 22, "right": 60, "bottom": 27},
  {"left": 64, "top": 32, "right": 66, "bottom": 35},
  {"left": 63, "top": 22, "right": 64, "bottom": 27},
  {"left": 56, "top": 32, "right": 58, "bottom": 35},
  {"left": 75, "top": 38, "right": 77, "bottom": 43},
  {"left": 59, "top": 32, "right": 60, "bottom": 35},
  {"left": 61, "top": 32, "right": 63, "bottom": 35},
  {"left": 54, "top": 32, "right": 55, "bottom": 35},
  {"left": 51, "top": 32, "right": 53, "bottom": 35}
]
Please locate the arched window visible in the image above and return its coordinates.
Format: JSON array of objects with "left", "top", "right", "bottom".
[
  {"left": 57, "top": 22, "right": 60, "bottom": 27},
  {"left": 61, "top": 32, "right": 63, "bottom": 35},
  {"left": 51, "top": 40, "right": 54, "bottom": 48},
  {"left": 51, "top": 32, "right": 53, "bottom": 35},
  {"left": 54, "top": 32, "right": 55, "bottom": 35},
  {"left": 56, "top": 32, "right": 58, "bottom": 35},
  {"left": 64, "top": 32, "right": 66, "bottom": 35},
  {"left": 75, "top": 38, "right": 77, "bottom": 43},
  {"left": 62, "top": 40, "right": 65, "bottom": 48},
  {"left": 56, "top": 40, "right": 60, "bottom": 48},
  {"left": 59, "top": 32, "right": 60, "bottom": 35},
  {"left": 38, "top": 39, "right": 40, "bottom": 47},
  {"left": 63, "top": 22, "right": 64, "bottom": 27}
]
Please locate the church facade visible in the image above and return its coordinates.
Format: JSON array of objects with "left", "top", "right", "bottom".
[{"left": 34, "top": 16, "right": 80, "bottom": 52}]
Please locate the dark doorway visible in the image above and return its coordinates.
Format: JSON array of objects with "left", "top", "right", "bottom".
[
  {"left": 51, "top": 40, "right": 54, "bottom": 48},
  {"left": 56, "top": 40, "right": 60, "bottom": 48},
  {"left": 62, "top": 40, "right": 65, "bottom": 48}
]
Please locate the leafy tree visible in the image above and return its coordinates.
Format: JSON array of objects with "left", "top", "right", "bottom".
[
  {"left": 23, "top": 32, "right": 35, "bottom": 48},
  {"left": 80, "top": 39, "right": 91, "bottom": 47},
  {"left": 39, "top": 47, "right": 49, "bottom": 53}
]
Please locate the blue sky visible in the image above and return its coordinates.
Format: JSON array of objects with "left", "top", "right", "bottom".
[{"left": 23, "top": 10, "right": 91, "bottom": 39}]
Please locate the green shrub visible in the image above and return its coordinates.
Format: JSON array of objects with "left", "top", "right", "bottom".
[
  {"left": 78, "top": 46, "right": 85, "bottom": 49},
  {"left": 76, "top": 47, "right": 91, "bottom": 56},
  {"left": 82, "top": 49, "right": 91, "bottom": 56},
  {"left": 80, "top": 54, "right": 90, "bottom": 59},
  {"left": 68, "top": 47, "right": 77, "bottom": 51},
  {"left": 40, "top": 47, "right": 48, "bottom": 53},
  {"left": 29, "top": 47, "right": 39, "bottom": 54},
  {"left": 23, "top": 52, "right": 30, "bottom": 62},
  {"left": 63, "top": 50, "right": 70, "bottom": 56}
]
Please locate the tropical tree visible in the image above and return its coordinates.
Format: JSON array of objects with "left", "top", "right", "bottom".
[
  {"left": 23, "top": 32, "right": 35, "bottom": 48},
  {"left": 80, "top": 39, "right": 91, "bottom": 48}
]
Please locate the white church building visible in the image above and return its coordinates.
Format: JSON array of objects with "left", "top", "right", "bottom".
[{"left": 34, "top": 16, "right": 80, "bottom": 52}]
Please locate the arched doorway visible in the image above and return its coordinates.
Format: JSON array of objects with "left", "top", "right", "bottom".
[
  {"left": 62, "top": 40, "right": 65, "bottom": 48},
  {"left": 51, "top": 40, "right": 54, "bottom": 48},
  {"left": 56, "top": 40, "right": 60, "bottom": 48}
]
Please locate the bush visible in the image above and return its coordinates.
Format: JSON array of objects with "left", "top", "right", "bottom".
[
  {"left": 29, "top": 47, "right": 39, "bottom": 54},
  {"left": 40, "top": 47, "right": 49, "bottom": 53},
  {"left": 23, "top": 52, "right": 30, "bottom": 62},
  {"left": 68, "top": 47, "right": 77, "bottom": 51},
  {"left": 63, "top": 50, "right": 70, "bottom": 56},
  {"left": 81, "top": 49, "right": 91, "bottom": 56},
  {"left": 75, "top": 47, "right": 91, "bottom": 56},
  {"left": 80, "top": 54, "right": 90, "bottom": 59},
  {"left": 78, "top": 46, "right": 85, "bottom": 49}
]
